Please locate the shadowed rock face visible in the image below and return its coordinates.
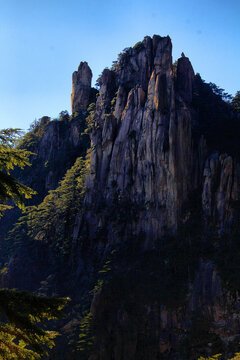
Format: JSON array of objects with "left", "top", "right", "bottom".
[
  {"left": 176, "top": 56, "right": 194, "bottom": 104},
  {"left": 202, "top": 153, "right": 240, "bottom": 228},
  {"left": 84, "top": 35, "right": 205, "bottom": 241},
  {"left": 3, "top": 35, "right": 240, "bottom": 360},
  {"left": 73, "top": 37, "right": 240, "bottom": 359},
  {"left": 71, "top": 61, "right": 92, "bottom": 113},
  {"left": 83, "top": 36, "right": 240, "bottom": 245}
]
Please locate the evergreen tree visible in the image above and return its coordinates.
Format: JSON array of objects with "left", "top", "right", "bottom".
[
  {"left": 0, "top": 129, "right": 36, "bottom": 215},
  {"left": 232, "top": 91, "right": 240, "bottom": 113},
  {"left": 0, "top": 128, "right": 69, "bottom": 359},
  {"left": 0, "top": 289, "right": 69, "bottom": 359}
]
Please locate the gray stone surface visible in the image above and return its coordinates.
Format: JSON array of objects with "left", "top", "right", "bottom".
[{"left": 71, "top": 61, "right": 92, "bottom": 113}]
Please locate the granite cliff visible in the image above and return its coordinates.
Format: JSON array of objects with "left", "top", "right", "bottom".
[
  {"left": 71, "top": 61, "right": 93, "bottom": 113},
  {"left": 2, "top": 35, "right": 240, "bottom": 360}
]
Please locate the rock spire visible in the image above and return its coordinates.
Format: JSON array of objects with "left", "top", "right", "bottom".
[{"left": 71, "top": 61, "right": 92, "bottom": 113}]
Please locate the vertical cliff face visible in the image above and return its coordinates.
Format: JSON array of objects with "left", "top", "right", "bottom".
[
  {"left": 3, "top": 35, "right": 240, "bottom": 360},
  {"left": 71, "top": 61, "right": 92, "bottom": 113},
  {"left": 84, "top": 35, "right": 206, "bottom": 243},
  {"left": 0, "top": 112, "right": 90, "bottom": 267},
  {"left": 202, "top": 153, "right": 240, "bottom": 229},
  {"left": 15, "top": 115, "right": 89, "bottom": 200},
  {"left": 75, "top": 36, "right": 240, "bottom": 359}
]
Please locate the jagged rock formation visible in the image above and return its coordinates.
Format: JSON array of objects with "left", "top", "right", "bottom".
[
  {"left": 84, "top": 35, "right": 204, "bottom": 242},
  {"left": 71, "top": 61, "right": 92, "bottom": 113},
  {"left": 2, "top": 35, "right": 240, "bottom": 360},
  {"left": 0, "top": 113, "right": 89, "bottom": 262},
  {"left": 16, "top": 114, "right": 89, "bottom": 200},
  {"left": 75, "top": 35, "right": 240, "bottom": 359}
]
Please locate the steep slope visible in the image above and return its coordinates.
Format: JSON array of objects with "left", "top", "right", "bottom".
[
  {"left": 0, "top": 62, "right": 98, "bottom": 261},
  {"left": 18, "top": 114, "right": 89, "bottom": 200},
  {"left": 76, "top": 35, "right": 240, "bottom": 360},
  {"left": 0, "top": 112, "right": 90, "bottom": 262},
  {"left": 3, "top": 35, "right": 240, "bottom": 360},
  {"left": 85, "top": 35, "right": 202, "bottom": 241}
]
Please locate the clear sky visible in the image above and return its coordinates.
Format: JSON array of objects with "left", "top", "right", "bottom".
[{"left": 0, "top": 0, "right": 239, "bottom": 131}]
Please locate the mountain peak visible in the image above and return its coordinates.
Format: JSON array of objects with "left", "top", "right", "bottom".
[{"left": 71, "top": 61, "right": 92, "bottom": 113}]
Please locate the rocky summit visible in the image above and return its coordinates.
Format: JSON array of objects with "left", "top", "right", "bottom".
[
  {"left": 1, "top": 35, "right": 240, "bottom": 360},
  {"left": 71, "top": 61, "right": 93, "bottom": 113}
]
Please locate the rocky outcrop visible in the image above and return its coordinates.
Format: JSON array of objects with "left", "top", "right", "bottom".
[
  {"left": 3, "top": 35, "right": 240, "bottom": 360},
  {"left": 0, "top": 114, "right": 89, "bottom": 259},
  {"left": 75, "top": 35, "right": 240, "bottom": 359},
  {"left": 176, "top": 56, "right": 194, "bottom": 104},
  {"left": 71, "top": 62, "right": 92, "bottom": 113},
  {"left": 36, "top": 117, "right": 87, "bottom": 190},
  {"left": 84, "top": 35, "right": 206, "bottom": 243},
  {"left": 19, "top": 115, "right": 89, "bottom": 198}
]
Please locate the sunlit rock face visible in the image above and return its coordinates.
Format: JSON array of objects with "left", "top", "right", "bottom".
[
  {"left": 71, "top": 61, "right": 92, "bottom": 113},
  {"left": 3, "top": 35, "right": 240, "bottom": 360},
  {"left": 84, "top": 35, "right": 206, "bottom": 242}
]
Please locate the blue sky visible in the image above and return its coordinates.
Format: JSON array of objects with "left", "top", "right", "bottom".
[{"left": 0, "top": 0, "right": 239, "bottom": 131}]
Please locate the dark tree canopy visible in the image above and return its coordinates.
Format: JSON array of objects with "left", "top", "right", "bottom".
[
  {"left": 0, "top": 128, "right": 69, "bottom": 359},
  {"left": 0, "top": 129, "right": 36, "bottom": 215},
  {"left": 0, "top": 289, "right": 69, "bottom": 359}
]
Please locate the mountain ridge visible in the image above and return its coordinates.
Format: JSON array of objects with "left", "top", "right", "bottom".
[{"left": 1, "top": 34, "right": 240, "bottom": 359}]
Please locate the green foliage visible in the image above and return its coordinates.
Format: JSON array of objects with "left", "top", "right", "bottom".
[
  {"left": 0, "top": 263, "right": 8, "bottom": 274},
  {"left": 110, "top": 60, "right": 119, "bottom": 71},
  {"left": 21, "top": 117, "right": 50, "bottom": 152},
  {"left": 58, "top": 110, "right": 70, "bottom": 121},
  {"left": 133, "top": 41, "right": 142, "bottom": 49},
  {"left": 76, "top": 251, "right": 116, "bottom": 357},
  {"left": 109, "top": 47, "right": 131, "bottom": 72},
  {"left": 9, "top": 150, "right": 91, "bottom": 255},
  {"left": 0, "top": 289, "right": 69, "bottom": 359},
  {"left": 90, "top": 252, "right": 115, "bottom": 295},
  {"left": 172, "top": 60, "right": 178, "bottom": 78},
  {"left": 198, "top": 353, "right": 240, "bottom": 360},
  {"left": 78, "top": 312, "right": 95, "bottom": 354},
  {"left": 98, "top": 259, "right": 112, "bottom": 275},
  {"left": 95, "top": 75, "right": 101, "bottom": 89},
  {"left": 208, "top": 82, "right": 232, "bottom": 102},
  {"left": 111, "top": 94, "right": 117, "bottom": 110},
  {"left": 85, "top": 103, "right": 96, "bottom": 134},
  {"left": 18, "top": 112, "right": 90, "bottom": 206},
  {"left": 80, "top": 190, "right": 219, "bottom": 358},
  {"left": 232, "top": 91, "right": 240, "bottom": 113},
  {"left": 109, "top": 42, "right": 141, "bottom": 71},
  {"left": 133, "top": 41, "right": 144, "bottom": 52},
  {"left": 0, "top": 128, "right": 36, "bottom": 215},
  {"left": 0, "top": 128, "right": 70, "bottom": 359}
]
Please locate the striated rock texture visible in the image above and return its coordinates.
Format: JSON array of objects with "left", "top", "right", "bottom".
[
  {"left": 71, "top": 61, "right": 92, "bottom": 113},
  {"left": 0, "top": 113, "right": 89, "bottom": 261},
  {"left": 71, "top": 35, "right": 240, "bottom": 360},
  {"left": 3, "top": 35, "right": 240, "bottom": 360},
  {"left": 84, "top": 35, "right": 205, "bottom": 243},
  {"left": 15, "top": 114, "right": 89, "bottom": 200}
]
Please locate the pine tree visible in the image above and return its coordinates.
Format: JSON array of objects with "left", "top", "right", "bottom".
[
  {"left": 232, "top": 91, "right": 240, "bottom": 113},
  {"left": 0, "top": 128, "right": 69, "bottom": 359},
  {"left": 0, "top": 129, "right": 36, "bottom": 215},
  {"left": 0, "top": 289, "right": 69, "bottom": 359}
]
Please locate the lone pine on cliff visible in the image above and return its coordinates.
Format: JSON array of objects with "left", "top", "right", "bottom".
[{"left": 1, "top": 35, "right": 240, "bottom": 360}]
